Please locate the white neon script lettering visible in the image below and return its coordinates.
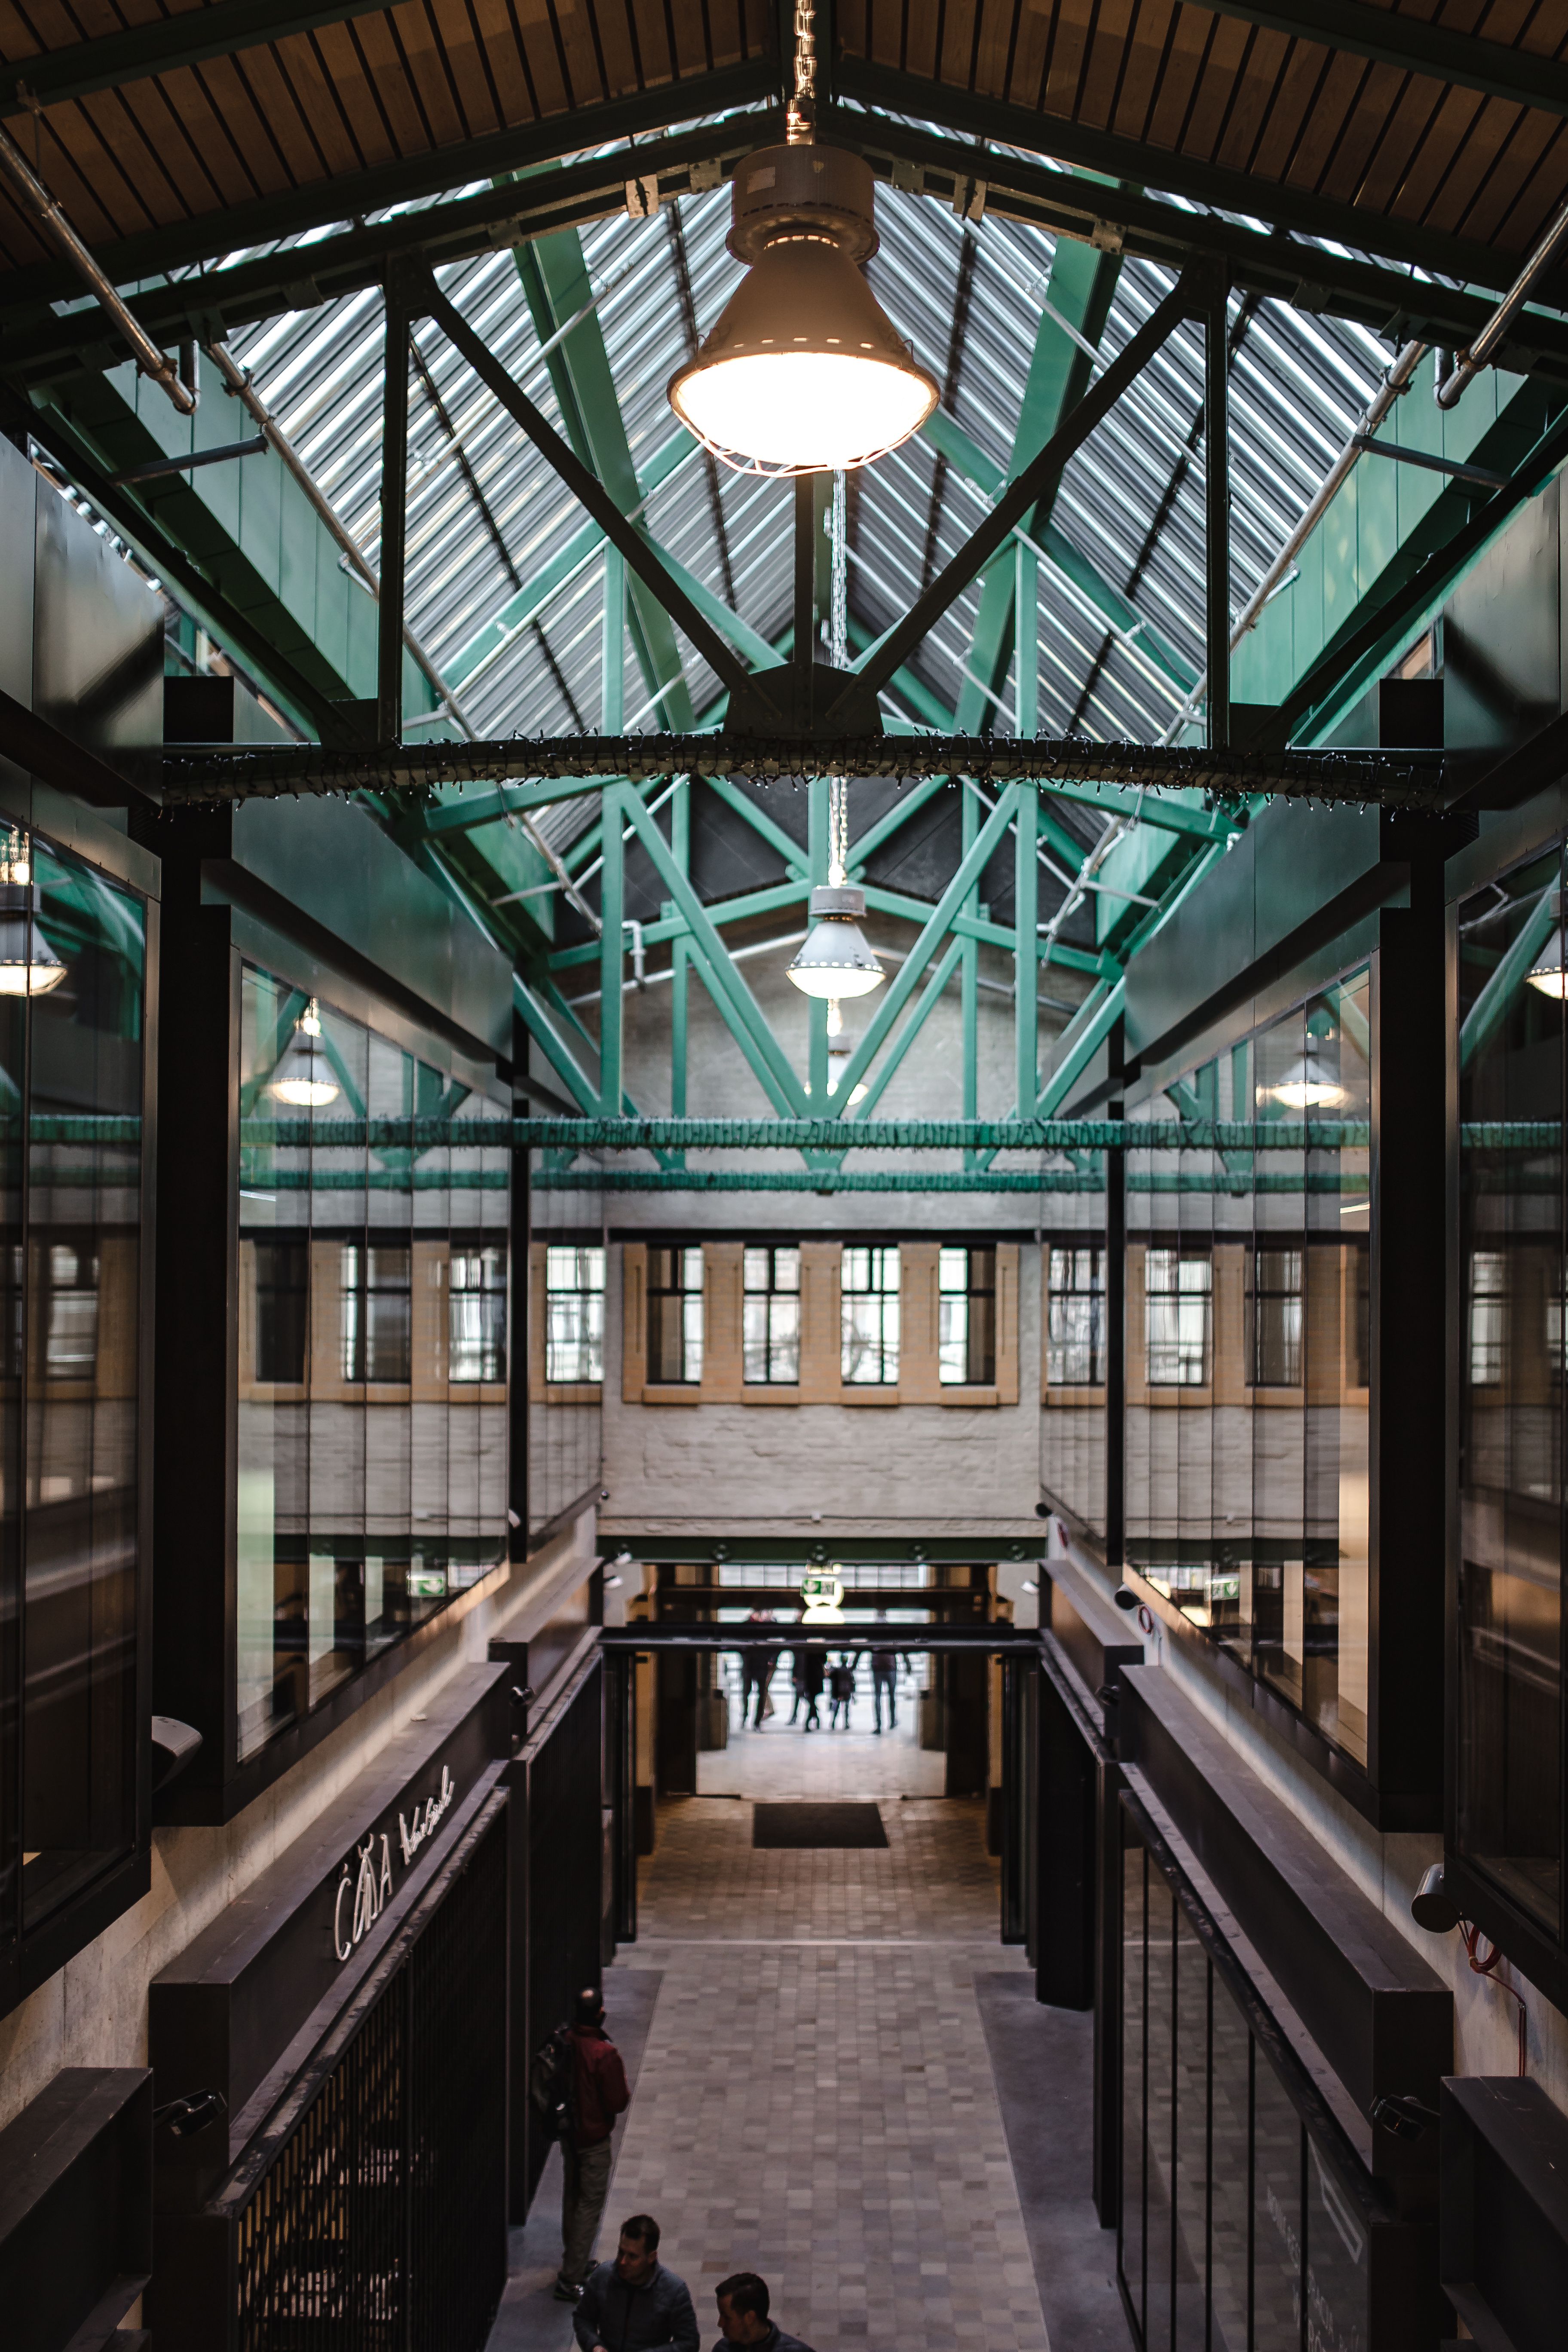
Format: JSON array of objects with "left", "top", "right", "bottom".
[{"left": 397, "top": 1766, "right": 456, "bottom": 1866}]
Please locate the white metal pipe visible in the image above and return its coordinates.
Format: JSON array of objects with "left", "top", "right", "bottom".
[
  {"left": 0, "top": 121, "right": 196, "bottom": 416},
  {"left": 1437, "top": 205, "right": 1568, "bottom": 409}
]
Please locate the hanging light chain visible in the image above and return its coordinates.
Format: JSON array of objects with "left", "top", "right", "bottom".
[
  {"left": 827, "top": 469, "right": 849, "bottom": 886},
  {"left": 786, "top": 2, "right": 817, "bottom": 145}
]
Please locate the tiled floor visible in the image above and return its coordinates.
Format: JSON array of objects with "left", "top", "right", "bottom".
[
  {"left": 487, "top": 1718, "right": 1121, "bottom": 2352},
  {"left": 609, "top": 1720, "right": 1050, "bottom": 2352}
]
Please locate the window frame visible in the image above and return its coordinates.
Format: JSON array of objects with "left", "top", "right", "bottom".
[
  {"left": 646, "top": 1244, "right": 704, "bottom": 1386},
  {"left": 937, "top": 1244, "right": 996, "bottom": 1387},
  {"left": 1143, "top": 1246, "right": 1213, "bottom": 1388},
  {"left": 742, "top": 1244, "right": 801, "bottom": 1386},
  {"left": 1046, "top": 1242, "right": 1107, "bottom": 1390},
  {"left": 840, "top": 1244, "right": 900, "bottom": 1387},
  {"left": 543, "top": 1243, "right": 605, "bottom": 1387}
]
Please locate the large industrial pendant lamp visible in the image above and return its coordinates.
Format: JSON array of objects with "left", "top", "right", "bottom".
[
  {"left": 0, "top": 827, "right": 66, "bottom": 996},
  {"left": 269, "top": 998, "right": 341, "bottom": 1108},
  {"left": 668, "top": 141, "right": 938, "bottom": 475}
]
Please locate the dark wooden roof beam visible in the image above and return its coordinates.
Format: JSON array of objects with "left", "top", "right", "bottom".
[{"left": 1197, "top": 2, "right": 1568, "bottom": 122}]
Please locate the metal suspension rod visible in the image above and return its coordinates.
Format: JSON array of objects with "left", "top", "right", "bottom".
[{"left": 0, "top": 119, "right": 195, "bottom": 415}]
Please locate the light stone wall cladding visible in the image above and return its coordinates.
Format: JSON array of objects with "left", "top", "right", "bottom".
[
  {"left": 0, "top": 1504, "right": 598, "bottom": 2135},
  {"left": 600, "top": 1242, "right": 1044, "bottom": 1540}
]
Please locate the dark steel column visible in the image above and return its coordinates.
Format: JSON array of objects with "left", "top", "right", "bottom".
[
  {"left": 1105, "top": 1061, "right": 1127, "bottom": 1568},
  {"left": 1205, "top": 271, "right": 1231, "bottom": 753},
  {"left": 794, "top": 469, "right": 815, "bottom": 680},
  {"left": 1000, "top": 1655, "right": 1027, "bottom": 1943},
  {"left": 508, "top": 1042, "right": 530, "bottom": 1557},
  {"left": 377, "top": 268, "right": 411, "bottom": 744}
]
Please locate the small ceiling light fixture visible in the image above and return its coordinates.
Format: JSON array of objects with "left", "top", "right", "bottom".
[
  {"left": 269, "top": 998, "right": 340, "bottom": 1107},
  {"left": 787, "top": 884, "right": 884, "bottom": 999},
  {"left": 1527, "top": 922, "right": 1568, "bottom": 997},
  {"left": 0, "top": 827, "right": 66, "bottom": 996},
  {"left": 666, "top": 14, "right": 937, "bottom": 474}
]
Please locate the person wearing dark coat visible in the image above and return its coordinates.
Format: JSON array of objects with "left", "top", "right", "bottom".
[
  {"left": 574, "top": 2215, "right": 698, "bottom": 2352},
  {"left": 713, "top": 2272, "right": 815, "bottom": 2352},
  {"left": 793, "top": 1642, "right": 825, "bottom": 1731},
  {"left": 554, "top": 1987, "right": 631, "bottom": 2298}
]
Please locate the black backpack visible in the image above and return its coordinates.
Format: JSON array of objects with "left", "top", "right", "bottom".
[{"left": 530, "top": 2022, "right": 576, "bottom": 2143}]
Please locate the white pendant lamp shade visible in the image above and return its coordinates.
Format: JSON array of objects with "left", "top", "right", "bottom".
[
  {"left": 787, "top": 886, "right": 885, "bottom": 1000},
  {"left": 668, "top": 144, "right": 938, "bottom": 475},
  {"left": 1527, "top": 925, "right": 1568, "bottom": 997},
  {"left": 270, "top": 998, "right": 340, "bottom": 1108},
  {"left": 1267, "top": 1052, "right": 1345, "bottom": 1110},
  {"left": 0, "top": 830, "right": 65, "bottom": 996}
]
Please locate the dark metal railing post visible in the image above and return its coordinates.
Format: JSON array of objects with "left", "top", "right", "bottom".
[{"left": 1105, "top": 1101, "right": 1127, "bottom": 1570}]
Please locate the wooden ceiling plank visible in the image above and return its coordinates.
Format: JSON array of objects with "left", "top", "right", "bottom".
[
  {"left": 17, "top": 97, "right": 162, "bottom": 244},
  {"left": 463, "top": 0, "right": 542, "bottom": 129},
  {"left": 266, "top": 30, "right": 383, "bottom": 176},
  {"left": 1042, "top": 0, "right": 1095, "bottom": 123},
  {"left": 1107, "top": 0, "right": 1179, "bottom": 144},
  {"left": 511, "top": 12, "right": 576, "bottom": 117},
  {"left": 1170, "top": 13, "right": 1264, "bottom": 165},
  {"left": 1273, "top": 44, "right": 1375, "bottom": 197},
  {"left": 305, "top": 20, "right": 412, "bottom": 175},
  {"left": 1339, "top": 72, "right": 1451, "bottom": 228},
  {"left": 1484, "top": 117, "right": 1568, "bottom": 256},
  {"left": 1140, "top": 3, "right": 1225, "bottom": 156},
  {"left": 579, "top": 0, "right": 642, "bottom": 103},
  {"left": 174, "top": 52, "right": 310, "bottom": 203},
  {"left": 1176, "top": 0, "right": 1568, "bottom": 119},
  {"left": 390, "top": 0, "right": 479, "bottom": 148},
  {"left": 1251, "top": 30, "right": 1347, "bottom": 192},
  {"left": 348, "top": 6, "right": 451, "bottom": 154},
  {"left": 1075, "top": 0, "right": 1140, "bottom": 136},
  {"left": 219, "top": 41, "right": 349, "bottom": 188},
  {"left": 1446, "top": 101, "right": 1568, "bottom": 253},
  {"left": 1209, "top": 24, "right": 1299, "bottom": 173},
  {"left": 68, "top": 77, "right": 229, "bottom": 227}
]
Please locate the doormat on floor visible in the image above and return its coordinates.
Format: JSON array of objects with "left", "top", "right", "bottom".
[{"left": 752, "top": 1802, "right": 888, "bottom": 1849}]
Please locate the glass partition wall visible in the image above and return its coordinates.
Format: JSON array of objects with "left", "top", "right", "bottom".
[
  {"left": 1119, "top": 1804, "right": 1419, "bottom": 2351},
  {"left": 527, "top": 1149, "right": 604, "bottom": 1545},
  {"left": 1454, "top": 844, "right": 1568, "bottom": 1981},
  {"left": 1125, "top": 972, "right": 1372, "bottom": 1769},
  {"left": 236, "top": 967, "right": 509, "bottom": 1764},
  {"left": 0, "top": 823, "right": 150, "bottom": 1999}
]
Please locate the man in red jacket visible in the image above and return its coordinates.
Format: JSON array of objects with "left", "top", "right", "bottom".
[{"left": 556, "top": 1987, "right": 632, "bottom": 2301}]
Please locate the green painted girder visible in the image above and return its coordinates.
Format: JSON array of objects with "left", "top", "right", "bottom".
[
  {"left": 444, "top": 430, "right": 694, "bottom": 691},
  {"left": 547, "top": 880, "right": 809, "bottom": 971},
  {"left": 920, "top": 408, "right": 1194, "bottom": 696},
  {"left": 830, "top": 69, "right": 1522, "bottom": 294},
  {"left": 619, "top": 791, "right": 812, "bottom": 1119},
  {"left": 851, "top": 937, "right": 966, "bottom": 1123},
  {"left": 21, "top": 358, "right": 437, "bottom": 746},
  {"left": 956, "top": 234, "right": 1123, "bottom": 733},
  {"left": 511, "top": 227, "right": 695, "bottom": 732}
]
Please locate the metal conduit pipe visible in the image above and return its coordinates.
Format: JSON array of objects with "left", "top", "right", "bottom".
[
  {"left": 204, "top": 340, "right": 478, "bottom": 741},
  {"left": 1161, "top": 338, "right": 1428, "bottom": 744},
  {"left": 0, "top": 120, "right": 195, "bottom": 416},
  {"left": 1436, "top": 204, "right": 1568, "bottom": 410}
]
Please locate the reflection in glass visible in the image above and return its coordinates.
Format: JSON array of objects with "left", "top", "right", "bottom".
[
  {"left": 236, "top": 966, "right": 508, "bottom": 1763},
  {"left": 1126, "top": 971, "right": 1372, "bottom": 1767},
  {"left": 18, "top": 840, "right": 144, "bottom": 1927},
  {"left": 841, "top": 1245, "right": 900, "bottom": 1384},
  {"left": 1457, "top": 850, "right": 1563, "bottom": 1932},
  {"left": 1121, "top": 1842, "right": 1148, "bottom": 2341},
  {"left": 648, "top": 1246, "right": 704, "bottom": 1383},
  {"left": 545, "top": 1246, "right": 604, "bottom": 1383}
]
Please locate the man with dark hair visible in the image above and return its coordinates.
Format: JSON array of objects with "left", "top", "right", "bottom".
[
  {"left": 574, "top": 2215, "right": 699, "bottom": 2352},
  {"left": 552, "top": 1986, "right": 631, "bottom": 2302},
  {"left": 713, "top": 2273, "right": 815, "bottom": 2351}
]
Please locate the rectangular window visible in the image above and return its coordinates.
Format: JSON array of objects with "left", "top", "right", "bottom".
[
  {"left": 1145, "top": 1247, "right": 1211, "bottom": 1387},
  {"left": 842, "top": 1245, "right": 900, "bottom": 1384},
  {"left": 254, "top": 1235, "right": 308, "bottom": 1384},
  {"left": 545, "top": 1244, "right": 604, "bottom": 1383},
  {"left": 648, "top": 1245, "right": 703, "bottom": 1383},
  {"left": 938, "top": 1245, "right": 996, "bottom": 1384},
  {"left": 450, "top": 1242, "right": 506, "bottom": 1383},
  {"left": 341, "top": 1243, "right": 411, "bottom": 1383},
  {"left": 743, "top": 1245, "right": 800, "bottom": 1383},
  {"left": 1470, "top": 1249, "right": 1507, "bottom": 1388},
  {"left": 40, "top": 1236, "right": 99, "bottom": 1381},
  {"left": 1248, "top": 1246, "right": 1304, "bottom": 1387},
  {"left": 1047, "top": 1245, "right": 1105, "bottom": 1385}
]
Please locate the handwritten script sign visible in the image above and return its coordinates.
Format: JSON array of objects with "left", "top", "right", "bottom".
[{"left": 332, "top": 1765, "right": 459, "bottom": 1963}]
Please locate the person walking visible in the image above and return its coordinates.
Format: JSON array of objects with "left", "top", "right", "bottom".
[
  {"left": 827, "top": 1655, "right": 856, "bottom": 1730},
  {"left": 738, "top": 1609, "right": 776, "bottom": 1728},
  {"left": 575, "top": 2214, "right": 699, "bottom": 2352},
  {"left": 550, "top": 1988, "right": 631, "bottom": 2302},
  {"left": 869, "top": 1611, "right": 913, "bottom": 1733},
  {"left": 795, "top": 1643, "right": 825, "bottom": 1731},
  {"left": 713, "top": 2272, "right": 816, "bottom": 2352}
]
